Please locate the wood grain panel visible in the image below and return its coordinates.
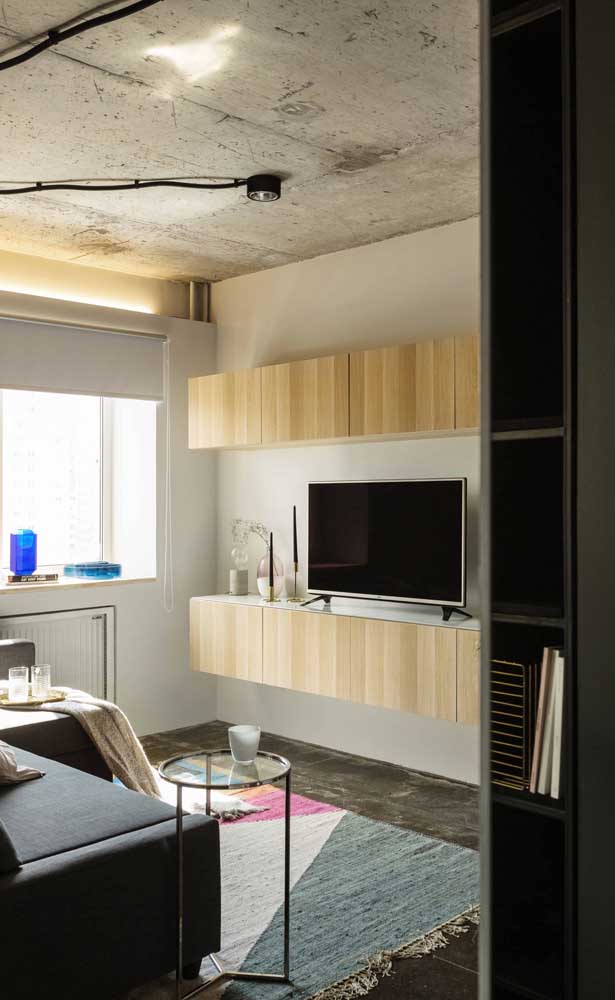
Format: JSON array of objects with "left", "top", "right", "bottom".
[
  {"left": 416, "top": 338, "right": 455, "bottom": 431},
  {"left": 455, "top": 334, "right": 480, "bottom": 429},
  {"left": 188, "top": 368, "right": 261, "bottom": 448},
  {"left": 261, "top": 355, "right": 349, "bottom": 443},
  {"left": 349, "top": 345, "right": 417, "bottom": 436},
  {"left": 351, "top": 618, "right": 418, "bottom": 712},
  {"left": 351, "top": 618, "right": 456, "bottom": 720},
  {"left": 415, "top": 626, "right": 457, "bottom": 721},
  {"left": 457, "top": 628, "right": 480, "bottom": 725},
  {"left": 263, "top": 608, "right": 351, "bottom": 699},
  {"left": 190, "top": 600, "right": 262, "bottom": 681}
]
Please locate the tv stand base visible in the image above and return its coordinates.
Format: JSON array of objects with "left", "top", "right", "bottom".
[
  {"left": 301, "top": 594, "right": 332, "bottom": 609},
  {"left": 442, "top": 606, "right": 473, "bottom": 622}
]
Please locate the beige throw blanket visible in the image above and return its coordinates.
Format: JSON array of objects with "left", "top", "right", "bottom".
[
  {"left": 48, "top": 688, "right": 160, "bottom": 798},
  {"left": 42, "top": 689, "right": 266, "bottom": 820}
]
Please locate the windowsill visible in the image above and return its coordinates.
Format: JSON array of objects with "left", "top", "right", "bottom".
[{"left": 0, "top": 576, "right": 157, "bottom": 595}]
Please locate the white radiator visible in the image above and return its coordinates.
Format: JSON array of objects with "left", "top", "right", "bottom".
[{"left": 0, "top": 607, "right": 115, "bottom": 700}]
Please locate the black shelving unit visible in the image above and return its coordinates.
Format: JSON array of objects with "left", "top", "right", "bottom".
[{"left": 481, "top": 1, "right": 575, "bottom": 998}]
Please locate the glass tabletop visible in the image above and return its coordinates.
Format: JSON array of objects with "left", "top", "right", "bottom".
[{"left": 158, "top": 749, "right": 291, "bottom": 790}]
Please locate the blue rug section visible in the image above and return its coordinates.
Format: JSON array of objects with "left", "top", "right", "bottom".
[{"left": 227, "top": 811, "right": 479, "bottom": 999}]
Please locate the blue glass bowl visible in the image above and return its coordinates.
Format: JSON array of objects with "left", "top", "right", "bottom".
[{"left": 64, "top": 562, "right": 122, "bottom": 580}]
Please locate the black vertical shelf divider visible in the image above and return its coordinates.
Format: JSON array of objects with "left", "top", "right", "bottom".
[{"left": 482, "top": 2, "right": 575, "bottom": 998}]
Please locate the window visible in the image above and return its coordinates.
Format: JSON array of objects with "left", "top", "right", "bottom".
[{"left": 0, "top": 389, "right": 157, "bottom": 578}]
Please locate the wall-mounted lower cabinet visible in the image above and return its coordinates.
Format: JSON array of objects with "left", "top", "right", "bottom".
[
  {"left": 263, "top": 608, "right": 351, "bottom": 699},
  {"left": 188, "top": 334, "right": 479, "bottom": 450},
  {"left": 189, "top": 599, "right": 263, "bottom": 682},
  {"left": 261, "top": 354, "right": 349, "bottom": 444},
  {"left": 350, "top": 618, "right": 457, "bottom": 720},
  {"left": 190, "top": 597, "right": 480, "bottom": 724}
]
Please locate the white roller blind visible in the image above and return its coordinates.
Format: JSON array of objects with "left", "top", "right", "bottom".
[{"left": 0, "top": 314, "right": 165, "bottom": 400}]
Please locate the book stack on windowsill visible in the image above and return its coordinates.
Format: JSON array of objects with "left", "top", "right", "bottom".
[
  {"left": 4, "top": 573, "right": 59, "bottom": 585},
  {"left": 530, "top": 646, "right": 566, "bottom": 800}
]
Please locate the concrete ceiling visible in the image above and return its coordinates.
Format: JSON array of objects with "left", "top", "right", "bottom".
[{"left": 0, "top": 1, "right": 479, "bottom": 282}]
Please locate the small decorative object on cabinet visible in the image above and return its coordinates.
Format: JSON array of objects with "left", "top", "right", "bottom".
[
  {"left": 228, "top": 724, "right": 261, "bottom": 764},
  {"left": 258, "top": 532, "right": 284, "bottom": 601},
  {"left": 10, "top": 529, "right": 37, "bottom": 576},
  {"left": 229, "top": 543, "right": 249, "bottom": 596},
  {"left": 287, "top": 505, "right": 302, "bottom": 602}
]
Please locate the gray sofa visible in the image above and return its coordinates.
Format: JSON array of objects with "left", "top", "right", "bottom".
[
  {"left": 0, "top": 639, "right": 111, "bottom": 779},
  {"left": 0, "top": 641, "right": 221, "bottom": 999}
]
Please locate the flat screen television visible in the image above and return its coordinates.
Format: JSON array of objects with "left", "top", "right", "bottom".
[{"left": 307, "top": 478, "right": 467, "bottom": 612}]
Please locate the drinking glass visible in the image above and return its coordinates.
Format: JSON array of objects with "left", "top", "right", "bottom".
[
  {"left": 31, "top": 664, "right": 52, "bottom": 700},
  {"left": 8, "top": 666, "right": 29, "bottom": 703}
]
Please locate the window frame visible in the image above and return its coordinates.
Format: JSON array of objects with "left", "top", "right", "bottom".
[{"left": 0, "top": 388, "right": 106, "bottom": 572}]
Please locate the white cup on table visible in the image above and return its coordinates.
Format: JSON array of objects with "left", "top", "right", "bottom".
[
  {"left": 228, "top": 724, "right": 261, "bottom": 764},
  {"left": 31, "top": 664, "right": 51, "bottom": 700},
  {"left": 8, "top": 666, "right": 29, "bottom": 702}
]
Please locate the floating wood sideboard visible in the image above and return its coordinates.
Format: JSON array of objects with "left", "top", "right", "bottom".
[
  {"left": 188, "top": 335, "right": 479, "bottom": 449},
  {"left": 190, "top": 596, "right": 480, "bottom": 725}
]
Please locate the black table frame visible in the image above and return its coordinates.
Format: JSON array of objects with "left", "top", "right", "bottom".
[{"left": 159, "top": 749, "right": 291, "bottom": 1000}]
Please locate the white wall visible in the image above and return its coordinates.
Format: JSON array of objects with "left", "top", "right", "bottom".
[
  {"left": 0, "top": 287, "right": 218, "bottom": 736},
  {"left": 212, "top": 218, "right": 481, "bottom": 783},
  {"left": 211, "top": 217, "right": 479, "bottom": 366},
  {"left": 0, "top": 248, "right": 189, "bottom": 319}
]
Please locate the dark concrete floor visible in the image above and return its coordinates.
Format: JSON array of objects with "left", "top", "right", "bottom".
[{"left": 142, "top": 720, "right": 479, "bottom": 999}]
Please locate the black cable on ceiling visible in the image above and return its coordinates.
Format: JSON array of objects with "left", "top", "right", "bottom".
[
  {"left": 0, "top": 179, "right": 246, "bottom": 195},
  {"left": 0, "top": 174, "right": 283, "bottom": 201},
  {"left": 0, "top": 0, "right": 165, "bottom": 72}
]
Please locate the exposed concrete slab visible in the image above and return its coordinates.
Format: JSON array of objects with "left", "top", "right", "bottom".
[{"left": 0, "top": 0, "right": 478, "bottom": 280}]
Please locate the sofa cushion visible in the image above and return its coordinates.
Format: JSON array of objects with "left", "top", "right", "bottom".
[
  {"left": 0, "top": 747, "right": 175, "bottom": 864},
  {"left": 0, "top": 817, "right": 21, "bottom": 873}
]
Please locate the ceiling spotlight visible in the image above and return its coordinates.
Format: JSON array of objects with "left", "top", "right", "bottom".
[{"left": 246, "top": 174, "right": 282, "bottom": 202}]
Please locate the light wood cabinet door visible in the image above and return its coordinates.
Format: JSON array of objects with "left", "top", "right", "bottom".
[
  {"left": 457, "top": 628, "right": 480, "bottom": 725},
  {"left": 263, "top": 608, "right": 351, "bottom": 699},
  {"left": 188, "top": 368, "right": 262, "bottom": 448},
  {"left": 190, "top": 600, "right": 262, "bottom": 682},
  {"left": 350, "top": 344, "right": 416, "bottom": 436},
  {"left": 455, "top": 335, "right": 480, "bottom": 430},
  {"left": 261, "top": 354, "right": 349, "bottom": 444},
  {"left": 349, "top": 340, "right": 455, "bottom": 437},
  {"left": 350, "top": 618, "right": 456, "bottom": 721},
  {"left": 416, "top": 338, "right": 456, "bottom": 431}
]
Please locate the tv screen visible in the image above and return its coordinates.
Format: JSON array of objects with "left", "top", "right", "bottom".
[{"left": 308, "top": 479, "right": 466, "bottom": 607}]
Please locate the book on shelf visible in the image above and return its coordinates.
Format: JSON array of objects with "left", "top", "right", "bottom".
[
  {"left": 530, "top": 645, "right": 565, "bottom": 800},
  {"left": 5, "top": 573, "right": 59, "bottom": 584},
  {"left": 491, "top": 645, "right": 565, "bottom": 800},
  {"left": 550, "top": 650, "right": 566, "bottom": 800}
]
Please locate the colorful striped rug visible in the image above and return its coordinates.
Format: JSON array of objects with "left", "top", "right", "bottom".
[{"left": 130, "top": 787, "right": 479, "bottom": 999}]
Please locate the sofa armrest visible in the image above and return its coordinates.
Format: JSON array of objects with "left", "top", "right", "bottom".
[
  {"left": 0, "top": 640, "right": 35, "bottom": 680},
  {"left": 0, "top": 814, "right": 220, "bottom": 1000}
]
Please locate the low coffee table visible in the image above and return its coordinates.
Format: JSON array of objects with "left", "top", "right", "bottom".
[{"left": 159, "top": 749, "right": 291, "bottom": 1000}]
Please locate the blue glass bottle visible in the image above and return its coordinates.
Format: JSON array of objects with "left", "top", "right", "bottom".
[{"left": 10, "top": 529, "right": 37, "bottom": 575}]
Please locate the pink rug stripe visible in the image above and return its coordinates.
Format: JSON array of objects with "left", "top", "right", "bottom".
[{"left": 228, "top": 789, "right": 342, "bottom": 823}]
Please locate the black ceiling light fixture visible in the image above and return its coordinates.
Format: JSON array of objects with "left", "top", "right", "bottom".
[
  {"left": 0, "top": 174, "right": 283, "bottom": 202},
  {"left": 246, "top": 174, "right": 282, "bottom": 203}
]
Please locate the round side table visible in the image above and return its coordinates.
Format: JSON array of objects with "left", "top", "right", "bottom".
[{"left": 159, "top": 749, "right": 291, "bottom": 1000}]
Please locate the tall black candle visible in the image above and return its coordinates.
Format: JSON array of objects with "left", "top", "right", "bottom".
[
  {"left": 269, "top": 532, "right": 274, "bottom": 587},
  {"left": 293, "top": 506, "right": 298, "bottom": 568}
]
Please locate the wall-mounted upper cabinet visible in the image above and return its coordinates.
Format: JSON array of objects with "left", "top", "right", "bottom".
[
  {"left": 188, "top": 368, "right": 261, "bottom": 448},
  {"left": 454, "top": 335, "right": 480, "bottom": 430},
  {"left": 349, "top": 340, "right": 455, "bottom": 437},
  {"left": 188, "top": 334, "right": 478, "bottom": 449},
  {"left": 261, "top": 354, "right": 349, "bottom": 444}
]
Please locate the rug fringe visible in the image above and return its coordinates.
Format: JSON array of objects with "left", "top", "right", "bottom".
[{"left": 309, "top": 905, "right": 480, "bottom": 1000}]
